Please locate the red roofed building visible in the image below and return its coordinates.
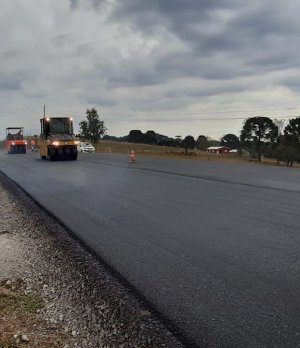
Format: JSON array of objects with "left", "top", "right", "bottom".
[{"left": 206, "top": 146, "right": 230, "bottom": 155}]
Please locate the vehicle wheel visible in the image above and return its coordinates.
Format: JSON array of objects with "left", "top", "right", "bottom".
[
  {"left": 49, "top": 148, "right": 56, "bottom": 161},
  {"left": 57, "top": 148, "right": 64, "bottom": 160},
  {"left": 71, "top": 148, "right": 78, "bottom": 160},
  {"left": 65, "top": 148, "right": 71, "bottom": 160}
]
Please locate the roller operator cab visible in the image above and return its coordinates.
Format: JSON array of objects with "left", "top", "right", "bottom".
[
  {"left": 39, "top": 117, "right": 79, "bottom": 161},
  {"left": 5, "top": 127, "right": 27, "bottom": 154}
]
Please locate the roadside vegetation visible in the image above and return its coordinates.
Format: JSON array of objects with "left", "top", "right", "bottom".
[
  {"left": 77, "top": 108, "right": 300, "bottom": 167},
  {"left": 0, "top": 279, "right": 69, "bottom": 348}
]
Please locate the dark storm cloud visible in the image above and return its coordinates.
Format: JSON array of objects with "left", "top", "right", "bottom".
[
  {"left": 102, "top": 48, "right": 248, "bottom": 91},
  {"left": 0, "top": 78, "right": 21, "bottom": 91},
  {"left": 69, "top": 0, "right": 107, "bottom": 11},
  {"left": 2, "top": 1, "right": 300, "bottom": 139},
  {"left": 63, "top": 0, "right": 300, "bottom": 89},
  {"left": 163, "top": 82, "right": 249, "bottom": 100},
  {"left": 109, "top": 71, "right": 163, "bottom": 87},
  {"left": 109, "top": 1, "right": 233, "bottom": 36},
  {"left": 175, "top": 3, "right": 298, "bottom": 53},
  {"left": 153, "top": 51, "right": 251, "bottom": 81},
  {"left": 104, "top": 63, "right": 166, "bottom": 88},
  {"left": 85, "top": 96, "right": 115, "bottom": 107},
  {"left": 110, "top": 0, "right": 231, "bottom": 25},
  {"left": 0, "top": 70, "right": 30, "bottom": 91},
  {"left": 107, "top": 0, "right": 300, "bottom": 78},
  {"left": 69, "top": 0, "right": 79, "bottom": 9},
  {"left": 109, "top": 1, "right": 298, "bottom": 43}
]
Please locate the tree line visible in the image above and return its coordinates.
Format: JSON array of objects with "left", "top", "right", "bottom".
[
  {"left": 104, "top": 130, "right": 220, "bottom": 153},
  {"left": 240, "top": 116, "right": 300, "bottom": 166},
  {"left": 79, "top": 109, "right": 300, "bottom": 166}
]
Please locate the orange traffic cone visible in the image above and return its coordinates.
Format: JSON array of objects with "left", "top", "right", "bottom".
[{"left": 129, "top": 150, "right": 136, "bottom": 163}]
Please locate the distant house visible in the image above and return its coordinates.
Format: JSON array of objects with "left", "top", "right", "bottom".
[{"left": 206, "top": 146, "right": 230, "bottom": 155}]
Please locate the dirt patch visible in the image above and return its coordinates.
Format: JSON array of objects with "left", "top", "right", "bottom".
[{"left": 0, "top": 279, "right": 70, "bottom": 348}]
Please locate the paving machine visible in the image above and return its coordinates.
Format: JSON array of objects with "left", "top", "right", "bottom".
[
  {"left": 39, "top": 117, "right": 79, "bottom": 161},
  {"left": 5, "top": 127, "right": 27, "bottom": 154}
]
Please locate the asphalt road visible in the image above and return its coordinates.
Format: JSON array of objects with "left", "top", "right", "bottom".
[{"left": 1, "top": 151, "right": 300, "bottom": 347}]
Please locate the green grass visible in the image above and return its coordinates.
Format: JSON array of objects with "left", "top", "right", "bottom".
[
  {"left": 0, "top": 287, "right": 68, "bottom": 348},
  {"left": 95, "top": 140, "right": 245, "bottom": 163},
  {"left": 0, "top": 291, "right": 44, "bottom": 313},
  {"left": 95, "top": 140, "right": 300, "bottom": 167},
  {"left": 95, "top": 140, "right": 184, "bottom": 155},
  {"left": 0, "top": 341, "right": 17, "bottom": 348}
]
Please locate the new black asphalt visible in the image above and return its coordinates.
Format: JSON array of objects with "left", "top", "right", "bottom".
[{"left": 1, "top": 151, "right": 299, "bottom": 347}]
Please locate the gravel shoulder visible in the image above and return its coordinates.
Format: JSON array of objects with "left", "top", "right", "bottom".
[{"left": 0, "top": 172, "right": 184, "bottom": 348}]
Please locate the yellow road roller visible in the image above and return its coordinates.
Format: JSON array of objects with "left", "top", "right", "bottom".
[{"left": 39, "top": 117, "right": 79, "bottom": 161}]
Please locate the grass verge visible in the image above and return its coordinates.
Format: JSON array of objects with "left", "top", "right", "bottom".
[{"left": 0, "top": 279, "right": 69, "bottom": 347}]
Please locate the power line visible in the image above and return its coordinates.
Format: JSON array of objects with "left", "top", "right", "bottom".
[
  {"left": 67, "top": 106, "right": 300, "bottom": 120},
  {"left": 109, "top": 107, "right": 300, "bottom": 116},
  {"left": 68, "top": 113, "right": 300, "bottom": 122}
]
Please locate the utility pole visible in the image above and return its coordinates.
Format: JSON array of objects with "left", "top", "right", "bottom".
[{"left": 43, "top": 105, "right": 46, "bottom": 118}]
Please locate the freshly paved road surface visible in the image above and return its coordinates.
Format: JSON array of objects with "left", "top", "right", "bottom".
[{"left": 1, "top": 151, "right": 300, "bottom": 347}]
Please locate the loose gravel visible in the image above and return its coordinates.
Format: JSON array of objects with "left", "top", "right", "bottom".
[{"left": 0, "top": 172, "right": 184, "bottom": 348}]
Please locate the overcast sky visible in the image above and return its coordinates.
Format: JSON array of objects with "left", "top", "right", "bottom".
[{"left": 1, "top": 0, "right": 300, "bottom": 139}]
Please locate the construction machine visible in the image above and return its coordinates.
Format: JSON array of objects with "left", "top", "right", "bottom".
[
  {"left": 39, "top": 117, "right": 79, "bottom": 161},
  {"left": 5, "top": 127, "right": 27, "bottom": 154}
]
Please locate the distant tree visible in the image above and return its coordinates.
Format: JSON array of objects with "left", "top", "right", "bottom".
[
  {"left": 144, "top": 130, "right": 157, "bottom": 144},
  {"left": 182, "top": 135, "right": 195, "bottom": 154},
  {"left": 272, "top": 119, "right": 287, "bottom": 164},
  {"left": 196, "top": 135, "right": 208, "bottom": 150},
  {"left": 173, "top": 138, "right": 182, "bottom": 147},
  {"left": 119, "top": 135, "right": 129, "bottom": 142},
  {"left": 128, "top": 130, "right": 144, "bottom": 143},
  {"left": 173, "top": 135, "right": 182, "bottom": 147},
  {"left": 79, "top": 108, "right": 106, "bottom": 143},
  {"left": 207, "top": 139, "right": 220, "bottom": 147},
  {"left": 240, "top": 116, "right": 278, "bottom": 162},
  {"left": 102, "top": 135, "right": 121, "bottom": 142},
  {"left": 285, "top": 146, "right": 300, "bottom": 166},
  {"left": 282, "top": 117, "right": 300, "bottom": 166},
  {"left": 220, "top": 133, "right": 240, "bottom": 149},
  {"left": 270, "top": 139, "right": 300, "bottom": 166},
  {"left": 159, "top": 138, "right": 181, "bottom": 147},
  {"left": 284, "top": 117, "right": 300, "bottom": 145}
]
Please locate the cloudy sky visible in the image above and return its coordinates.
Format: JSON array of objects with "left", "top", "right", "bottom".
[{"left": 1, "top": 0, "right": 300, "bottom": 139}]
